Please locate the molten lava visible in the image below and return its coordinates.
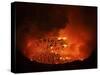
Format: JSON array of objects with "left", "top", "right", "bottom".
[
  {"left": 16, "top": 6, "right": 97, "bottom": 64},
  {"left": 17, "top": 23, "right": 96, "bottom": 64}
]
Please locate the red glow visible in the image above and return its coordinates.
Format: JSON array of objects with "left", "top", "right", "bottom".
[
  {"left": 16, "top": 7, "right": 96, "bottom": 64},
  {"left": 18, "top": 23, "right": 96, "bottom": 64}
]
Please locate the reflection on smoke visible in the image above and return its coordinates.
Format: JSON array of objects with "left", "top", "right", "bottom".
[{"left": 16, "top": 5, "right": 97, "bottom": 64}]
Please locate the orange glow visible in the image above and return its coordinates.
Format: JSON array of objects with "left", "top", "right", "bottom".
[
  {"left": 16, "top": 7, "right": 96, "bottom": 64},
  {"left": 19, "top": 22, "right": 96, "bottom": 64}
]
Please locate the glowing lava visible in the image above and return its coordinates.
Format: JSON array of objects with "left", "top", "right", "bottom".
[
  {"left": 17, "top": 23, "right": 96, "bottom": 64},
  {"left": 16, "top": 6, "right": 97, "bottom": 64}
]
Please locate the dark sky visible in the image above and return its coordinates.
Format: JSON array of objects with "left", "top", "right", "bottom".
[
  {"left": 16, "top": 2, "right": 69, "bottom": 33},
  {"left": 15, "top": 2, "right": 97, "bottom": 34}
]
